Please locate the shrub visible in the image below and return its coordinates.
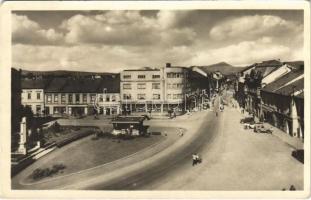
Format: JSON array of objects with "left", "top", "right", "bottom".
[{"left": 31, "top": 164, "right": 66, "bottom": 180}]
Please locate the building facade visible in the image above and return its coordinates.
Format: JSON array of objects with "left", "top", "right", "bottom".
[
  {"left": 120, "top": 63, "right": 189, "bottom": 115},
  {"left": 21, "top": 79, "right": 50, "bottom": 116},
  {"left": 261, "top": 63, "right": 304, "bottom": 139},
  {"left": 42, "top": 76, "right": 121, "bottom": 116}
]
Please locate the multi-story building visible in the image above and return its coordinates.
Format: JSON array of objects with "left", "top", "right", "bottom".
[
  {"left": 21, "top": 79, "right": 50, "bottom": 116},
  {"left": 44, "top": 76, "right": 120, "bottom": 116},
  {"left": 120, "top": 63, "right": 189, "bottom": 115},
  {"left": 261, "top": 62, "right": 304, "bottom": 139}
]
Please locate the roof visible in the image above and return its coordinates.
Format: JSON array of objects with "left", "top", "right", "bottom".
[
  {"left": 61, "top": 79, "right": 103, "bottom": 93},
  {"left": 255, "top": 59, "right": 283, "bottom": 67},
  {"left": 274, "top": 78, "right": 304, "bottom": 96},
  {"left": 295, "top": 92, "right": 304, "bottom": 99},
  {"left": 283, "top": 61, "right": 304, "bottom": 70},
  {"left": 112, "top": 116, "right": 145, "bottom": 124},
  {"left": 124, "top": 67, "right": 160, "bottom": 72},
  {"left": 45, "top": 76, "right": 120, "bottom": 93},
  {"left": 262, "top": 69, "right": 304, "bottom": 93},
  {"left": 45, "top": 77, "right": 67, "bottom": 92},
  {"left": 21, "top": 79, "right": 50, "bottom": 89}
]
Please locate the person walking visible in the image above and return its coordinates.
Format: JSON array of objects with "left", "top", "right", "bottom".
[{"left": 192, "top": 154, "right": 197, "bottom": 166}]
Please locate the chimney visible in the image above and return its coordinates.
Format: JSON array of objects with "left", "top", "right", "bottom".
[{"left": 166, "top": 63, "right": 171, "bottom": 68}]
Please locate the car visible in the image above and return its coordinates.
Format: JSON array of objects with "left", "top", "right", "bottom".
[
  {"left": 254, "top": 124, "right": 273, "bottom": 133},
  {"left": 240, "top": 117, "right": 254, "bottom": 124},
  {"left": 292, "top": 149, "right": 304, "bottom": 163}
]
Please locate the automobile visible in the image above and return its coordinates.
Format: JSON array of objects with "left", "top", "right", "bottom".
[
  {"left": 245, "top": 121, "right": 260, "bottom": 129},
  {"left": 240, "top": 117, "right": 254, "bottom": 124},
  {"left": 254, "top": 124, "right": 273, "bottom": 133},
  {"left": 291, "top": 149, "right": 304, "bottom": 163}
]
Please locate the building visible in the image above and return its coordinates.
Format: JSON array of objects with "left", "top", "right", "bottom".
[
  {"left": 11, "top": 68, "right": 22, "bottom": 151},
  {"left": 44, "top": 76, "right": 120, "bottom": 116},
  {"left": 239, "top": 60, "right": 283, "bottom": 117},
  {"left": 95, "top": 74, "right": 121, "bottom": 115},
  {"left": 120, "top": 63, "right": 189, "bottom": 115},
  {"left": 261, "top": 63, "right": 304, "bottom": 139},
  {"left": 21, "top": 79, "right": 50, "bottom": 116}
]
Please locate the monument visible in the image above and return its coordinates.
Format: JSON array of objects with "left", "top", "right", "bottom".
[{"left": 17, "top": 117, "right": 27, "bottom": 155}]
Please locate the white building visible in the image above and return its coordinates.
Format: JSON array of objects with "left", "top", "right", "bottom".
[
  {"left": 120, "top": 63, "right": 189, "bottom": 115},
  {"left": 21, "top": 79, "right": 49, "bottom": 115}
]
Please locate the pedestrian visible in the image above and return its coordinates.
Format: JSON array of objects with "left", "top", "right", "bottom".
[
  {"left": 289, "top": 185, "right": 296, "bottom": 191},
  {"left": 192, "top": 154, "right": 197, "bottom": 166},
  {"left": 178, "top": 128, "right": 184, "bottom": 137},
  {"left": 195, "top": 154, "right": 201, "bottom": 164}
]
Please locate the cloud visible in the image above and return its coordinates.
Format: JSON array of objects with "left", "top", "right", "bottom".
[
  {"left": 12, "top": 11, "right": 303, "bottom": 71},
  {"left": 12, "top": 43, "right": 196, "bottom": 72},
  {"left": 60, "top": 11, "right": 196, "bottom": 46},
  {"left": 191, "top": 37, "right": 300, "bottom": 66},
  {"left": 12, "top": 14, "right": 64, "bottom": 45},
  {"left": 209, "top": 15, "right": 301, "bottom": 42}
]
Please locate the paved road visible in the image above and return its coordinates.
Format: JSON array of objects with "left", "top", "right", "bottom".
[{"left": 87, "top": 110, "right": 221, "bottom": 190}]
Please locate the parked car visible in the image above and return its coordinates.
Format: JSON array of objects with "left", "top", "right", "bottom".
[
  {"left": 254, "top": 124, "right": 273, "bottom": 133},
  {"left": 240, "top": 117, "right": 254, "bottom": 124},
  {"left": 245, "top": 122, "right": 261, "bottom": 129},
  {"left": 292, "top": 149, "right": 304, "bottom": 163}
]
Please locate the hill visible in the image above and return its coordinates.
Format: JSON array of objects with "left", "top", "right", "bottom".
[
  {"left": 195, "top": 62, "right": 245, "bottom": 76},
  {"left": 20, "top": 69, "right": 118, "bottom": 78}
]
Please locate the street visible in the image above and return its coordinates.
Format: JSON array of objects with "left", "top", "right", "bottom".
[{"left": 12, "top": 95, "right": 303, "bottom": 190}]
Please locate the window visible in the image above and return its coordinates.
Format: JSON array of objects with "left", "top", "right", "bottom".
[
  {"left": 152, "top": 75, "right": 160, "bottom": 79},
  {"left": 27, "top": 93, "right": 31, "bottom": 100},
  {"left": 106, "top": 95, "right": 110, "bottom": 102},
  {"left": 68, "top": 94, "right": 73, "bottom": 103},
  {"left": 47, "top": 94, "right": 52, "bottom": 103},
  {"left": 61, "top": 94, "right": 66, "bottom": 104},
  {"left": 167, "top": 84, "right": 172, "bottom": 89},
  {"left": 167, "top": 94, "right": 172, "bottom": 99},
  {"left": 167, "top": 73, "right": 174, "bottom": 78},
  {"left": 37, "top": 93, "right": 41, "bottom": 100},
  {"left": 123, "top": 94, "right": 131, "bottom": 100},
  {"left": 137, "top": 94, "right": 146, "bottom": 100},
  {"left": 173, "top": 83, "right": 177, "bottom": 89},
  {"left": 167, "top": 72, "right": 183, "bottom": 78},
  {"left": 99, "top": 95, "right": 103, "bottom": 102},
  {"left": 138, "top": 75, "right": 146, "bottom": 79},
  {"left": 76, "top": 94, "right": 80, "bottom": 103},
  {"left": 173, "top": 94, "right": 182, "bottom": 99},
  {"left": 153, "top": 94, "right": 160, "bottom": 100},
  {"left": 111, "top": 95, "right": 116, "bottom": 102},
  {"left": 123, "top": 75, "right": 131, "bottom": 79},
  {"left": 137, "top": 83, "right": 146, "bottom": 89},
  {"left": 152, "top": 83, "right": 160, "bottom": 89},
  {"left": 36, "top": 105, "right": 41, "bottom": 114},
  {"left": 83, "top": 94, "right": 87, "bottom": 103},
  {"left": 177, "top": 83, "right": 183, "bottom": 89},
  {"left": 90, "top": 94, "right": 96, "bottom": 103},
  {"left": 123, "top": 83, "right": 131, "bottom": 89},
  {"left": 54, "top": 94, "right": 59, "bottom": 103}
]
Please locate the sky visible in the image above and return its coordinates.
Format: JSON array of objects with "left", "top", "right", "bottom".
[{"left": 12, "top": 10, "right": 304, "bottom": 72}]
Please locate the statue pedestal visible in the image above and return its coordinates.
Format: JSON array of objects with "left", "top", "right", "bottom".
[{"left": 17, "top": 142, "right": 27, "bottom": 155}]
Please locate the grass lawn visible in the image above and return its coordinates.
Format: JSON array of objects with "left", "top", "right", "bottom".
[{"left": 26, "top": 133, "right": 166, "bottom": 182}]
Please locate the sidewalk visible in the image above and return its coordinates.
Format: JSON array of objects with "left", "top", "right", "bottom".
[
  {"left": 264, "top": 123, "right": 304, "bottom": 150},
  {"left": 231, "top": 99, "right": 303, "bottom": 150},
  {"left": 149, "top": 106, "right": 303, "bottom": 190}
]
